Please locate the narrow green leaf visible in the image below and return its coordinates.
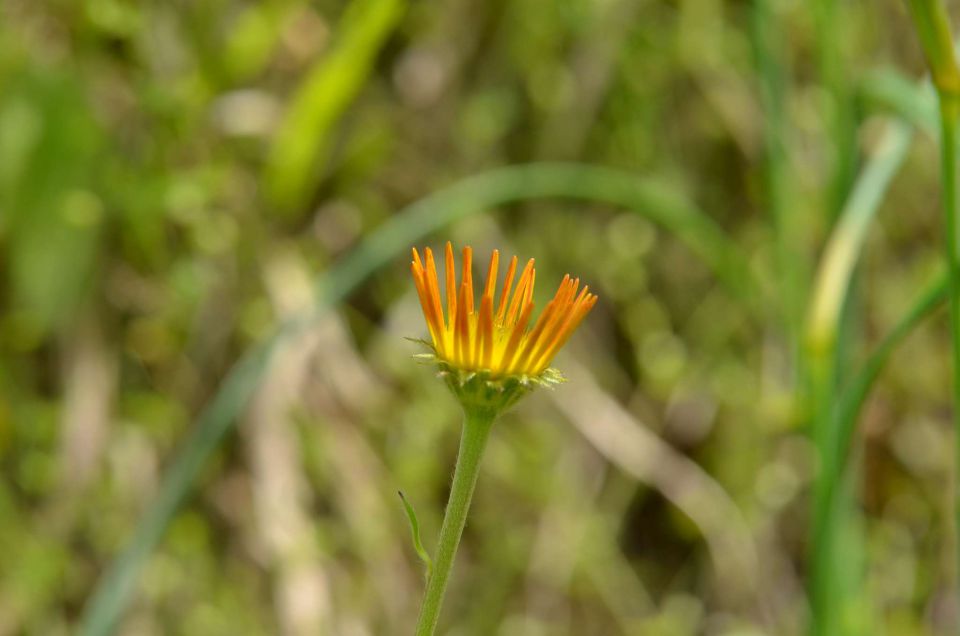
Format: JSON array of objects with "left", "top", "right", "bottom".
[
  {"left": 263, "top": 0, "right": 405, "bottom": 215},
  {"left": 398, "top": 491, "right": 433, "bottom": 579}
]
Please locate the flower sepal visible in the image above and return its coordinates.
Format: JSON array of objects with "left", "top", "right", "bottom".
[{"left": 413, "top": 348, "right": 564, "bottom": 416}]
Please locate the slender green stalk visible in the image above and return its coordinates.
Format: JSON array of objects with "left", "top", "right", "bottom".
[
  {"left": 905, "top": 0, "right": 960, "bottom": 96},
  {"left": 808, "top": 320, "right": 853, "bottom": 636},
  {"left": 415, "top": 408, "right": 496, "bottom": 636},
  {"left": 905, "top": 0, "right": 960, "bottom": 607},
  {"left": 804, "top": 117, "right": 913, "bottom": 636},
  {"left": 808, "top": 2, "right": 862, "bottom": 633},
  {"left": 938, "top": 92, "right": 960, "bottom": 591}
]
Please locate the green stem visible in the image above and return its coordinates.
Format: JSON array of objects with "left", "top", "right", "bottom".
[
  {"left": 938, "top": 90, "right": 960, "bottom": 592},
  {"left": 808, "top": 334, "right": 846, "bottom": 636},
  {"left": 414, "top": 408, "right": 496, "bottom": 636}
]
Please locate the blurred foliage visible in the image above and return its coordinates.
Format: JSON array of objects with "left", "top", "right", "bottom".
[{"left": 0, "top": 0, "right": 955, "bottom": 634}]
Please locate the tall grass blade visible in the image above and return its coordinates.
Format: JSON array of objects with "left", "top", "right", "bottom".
[
  {"left": 78, "top": 162, "right": 756, "bottom": 635},
  {"left": 806, "top": 118, "right": 913, "bottom": 636},
  {"left": 820, "top": 273, "right": 947, "bottom": 521}
]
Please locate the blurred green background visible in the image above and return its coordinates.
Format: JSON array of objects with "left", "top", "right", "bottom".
[{"left": 0, "top": 0, "right": 955, "bottom": 634}]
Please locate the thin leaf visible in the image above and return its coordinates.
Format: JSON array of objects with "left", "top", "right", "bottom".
[{"left": 398, "top": 491, "right": 433, "bottom": 580}]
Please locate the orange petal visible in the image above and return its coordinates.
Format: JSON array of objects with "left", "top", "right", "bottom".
[
  {"left": 514, "top": 277, "right": 575, "bottom": 371},
  {"left": 411, "top": 261, "right": 440, "bottom": 346},
  {"left": 483, "top": 249, "right": 499, "bottom": 305},
  {"left": 534, "top": 289, "right": 596, "bottom": 371},
  {"left": 524, "top": 268, "right": 535, "bottom": 307},
  {"left": 513, "top": 299, "right": 558, "bottom": 370},
  {"left": 455, "top": 280, "right": 471, "bottom": 367},
  {"left": 445, "top": 242, "right": 457, "bottom": 333},
  {"left": 501, "top": 301, "right": 535, "bottom": 373},
  {"left": 479, "top": 295, "right": 494, "bottom": 369},
  {"left": 496, "top": 255, "right": 518, "bottom": 325},
  {"left": 462, "top": 246, "right": 474, "bottom": 316},
  {"left": 505, "top": 259, "right": 535, "bottom": 327},
  {"left": 424, "top": 248, "right": 446, "bottom": 333}
]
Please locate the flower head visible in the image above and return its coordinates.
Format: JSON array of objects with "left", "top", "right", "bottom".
[{"left": 410, "top": 242, "right": 596, "bottom": 410}]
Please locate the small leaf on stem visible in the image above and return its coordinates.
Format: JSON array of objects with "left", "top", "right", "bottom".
[{"left": 398, "top": 491, "right": 433, "bottom": 580}]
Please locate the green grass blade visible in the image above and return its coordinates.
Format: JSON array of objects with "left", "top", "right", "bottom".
[
  {"left": 904, "top": 2, "right": 960, "bottom": 625},
  {"left": 805, "top": 117, "right": 913, "bottom": 636},
  {"left": 263, "top": 0, "right": 405, "bottom": 215},
  {"left": 830, "top": 273, "right": 947, "bottom": 479},
  {"left": 810, "top": 272, "right": 946, "bottom": 634},
  {"left": 806, "top": 120, "right": 914, "bottom": 353},
  {"left": 308, "top": 163, "right": 762, "bottom": 310},
  {"left": 906, "top": 0, "right": 960, "bottom": 95},
  {"left": 77, "top": 162, "right": 756, "bottom": 636},
  {"left": 808, "top": 5, "right": 865, "bottom": 633},
  {"left": 861, "top": 68, "right": 938, "bottom": 136},
  {"left": 77, "top": 343, "right": 275, "bottom": 636},
  {"left": 937, "top": 89, "right": 960, "bottom": 624}
]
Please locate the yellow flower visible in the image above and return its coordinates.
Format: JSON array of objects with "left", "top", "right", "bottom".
[{"left": 411, "top": 242, "right": 597, "bottom": 378}]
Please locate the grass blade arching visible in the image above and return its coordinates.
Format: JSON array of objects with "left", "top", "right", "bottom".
[{"left": 77, "top": 162, "right": 757, "bottom": 636}]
